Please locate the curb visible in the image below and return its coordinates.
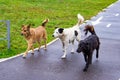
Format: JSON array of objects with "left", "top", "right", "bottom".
[{"left": 0, "top": 38, "right": 59, "bottom": 63}]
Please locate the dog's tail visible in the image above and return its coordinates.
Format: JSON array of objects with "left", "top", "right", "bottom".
[
  {"left": 84, "top": 24, "right": 96, "bottom": 35},
  {"left": 41, "top": 19, "right": 49, "bottom": 27},
  {"left": 77, "top": 14, "right": 84, "bottom": 26}
]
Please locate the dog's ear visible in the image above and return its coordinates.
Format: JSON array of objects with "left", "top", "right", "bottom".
[
  {"left": 27, "top": 24, "right": 31, "bottom": 29},
  {"left": 55, "top": 27, "right": 58, "bottom": 29},
  {"left": 21, "top": 25, "right": 24, "bottom": 28},
  {"left": 58, "top": 28, "right": 64, "bottom": 33}
]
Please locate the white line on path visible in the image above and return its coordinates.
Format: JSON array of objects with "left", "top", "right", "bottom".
[
  {"left": 106, "top": 24, "right": 111, "bottom": 28},
  {"left": 92, "top": 16, "right": 103, "bottom": 25},
  {"left": 115, "top": 13, "right": 119, "bottom": 16}
]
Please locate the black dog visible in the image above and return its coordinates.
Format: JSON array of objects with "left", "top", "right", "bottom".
[{"left": 76, "top": 25, "right": 100, "bottom": 72}]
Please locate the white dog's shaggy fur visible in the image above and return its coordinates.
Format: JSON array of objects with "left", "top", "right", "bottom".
[{"left": 52, "top": 14, "right": 84, "bottom": 59}]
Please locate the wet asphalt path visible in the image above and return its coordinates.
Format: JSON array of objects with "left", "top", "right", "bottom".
[{"left": 0, "top": 1, "right": 120, "bottom": 80}]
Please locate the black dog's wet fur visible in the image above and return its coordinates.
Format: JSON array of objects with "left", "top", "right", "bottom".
[{"left": 77, "top": 25, "right": 100, "bottom": 72}]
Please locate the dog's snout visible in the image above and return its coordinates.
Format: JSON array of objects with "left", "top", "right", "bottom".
[
  {"left": 76, "top": 49, "right": 80, "bottom": 53},
  {"left": 76, "top": 49, "right": 79, "bottom": 52}
]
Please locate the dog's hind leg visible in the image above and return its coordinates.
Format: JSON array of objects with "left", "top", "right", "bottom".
[
  {"left": 37, "top": 41, "right": 41, "bottom": 52},
  {"left": 96, "top": 45, "right": 100, "bottom": 59},
  {"left": 31, "top": 46, "right": 34, "bottom": 55},
  {"left": 71, "top": 40, "right": 75, "bottom": 53},
  {"left": 89, "top": 53, "right": 93, "bottom": 64},
  {"left": 76, "top": 36, "right": 80, "bottom": 42},
  {"left": 96, "top": 37, "right": 100, "bottom": 59},
  {"left": 76, "top": 32, "right": 81, "bottom": 42},
  {"left": 62, "top": 42, "right": 65, "bottom": 52},
  {"left": 44, "top": 38, "right": 47, "bottom": 50}
]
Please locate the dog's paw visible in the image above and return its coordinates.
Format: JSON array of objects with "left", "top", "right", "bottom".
[
  {"left": 22, "top": 56, "right": 26, "bottom": 59},
  {"left": 38, "top": 49, "right": 40, "bottom": 52},
  {"left": 22, "top": 54, "right": 26, "bottom": 59},
  {"left": 83, "top": 68, "right": 87, "bottom": 72},
  {"left": 71, "top": 51, "right": 74, "bottom": 54},
  {"left": 44, "top": 48, "right": 47, "bottom": 51},
  {"left": 71, "top": 49, "right": 74, "bottom": 53},
  {"left": 61, "top": 55, "right": 66, "bottom": 59},
  {"left": 31, "top": 53, "right": 34, "bottom": 55}
]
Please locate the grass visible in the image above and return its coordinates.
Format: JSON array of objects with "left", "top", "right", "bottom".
[{"left": 0, "top": 0, "right": 117, "bottom": 58}]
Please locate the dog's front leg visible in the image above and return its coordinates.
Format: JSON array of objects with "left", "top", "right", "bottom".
[
  {"left": 83, "top": 53, "right": 87, "bottom": 62},
  {"left": 61, "top": 42, "right": 68, "bottom": 59},
  {"left": 23, "top": 43, "right": 33, "bottom": 58},
  {"left": 62, "top": 42, "right": 65, "bottom": 52},
  {"left": 83, "top": 54, "right": 89, "bottom": 72},
  {"left": 83, "top": 54, "right": 92, "bottom": 72},
  {"left": 83, "top": 62, "right": 89, "bottom": 72},
  {"left": 83, "top": 56, "right": 89, "bottom": 72}
]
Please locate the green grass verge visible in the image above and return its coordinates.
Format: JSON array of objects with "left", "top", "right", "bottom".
[{"left": 0, "top": 0, "right": 117, "bottom": 58}]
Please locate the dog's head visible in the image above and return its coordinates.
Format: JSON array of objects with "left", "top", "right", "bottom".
[
  {"left": 21, "top": 24, "right": 31, "bottom": 37},
  {"left": 76, "top": 40, "right": 88, "bottom": 53},
  {"left": 52, "top": 28, "right": 64, "bottom": 38}
]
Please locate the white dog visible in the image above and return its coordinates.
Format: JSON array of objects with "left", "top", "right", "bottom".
[{"left": 52, "top": 14, "right": 84, "bottom": 59}]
